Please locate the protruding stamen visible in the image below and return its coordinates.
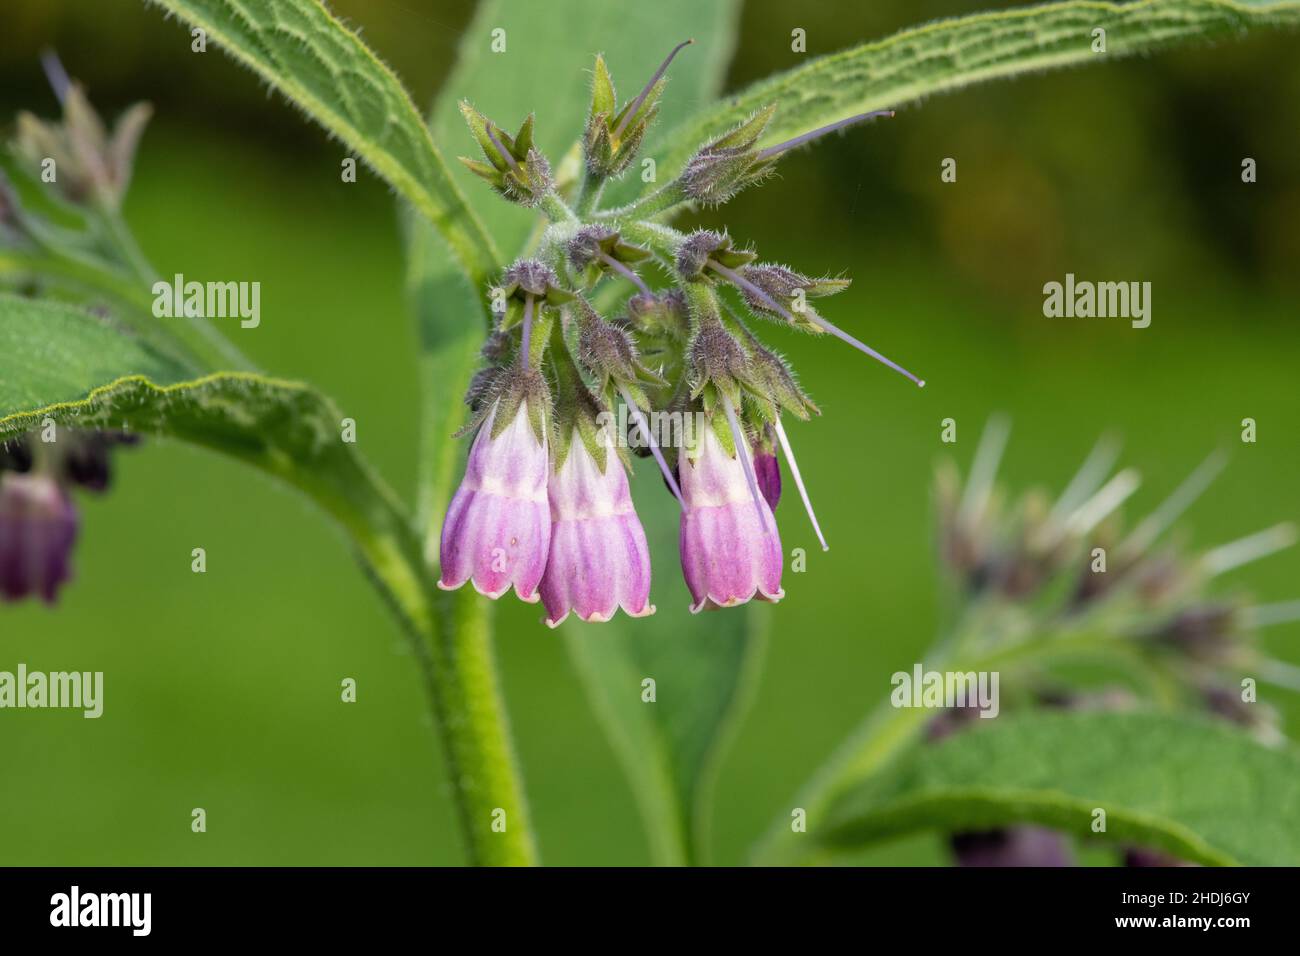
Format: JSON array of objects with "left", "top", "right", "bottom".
[
  {"left": 1256, "top": 658, "right": 1300, "bottom": 693},
  {"left": 1064, "top": 468, "right": 1140, "bottom": 536},
  {"left": 720, "top": 392, "right": 769, "bottom": 534},
  {"left": 709, "top": 259, "right": 925, "bottom": 387},
  {"left": 485, "top": 123, "right": 521, "bottom": 174},
  {"left": 520, "top": 294, "right": 534, "bottom": 368},
  {"left": 1243, "top": 599, "right": 1300, "bottom": 629},
  {"left": 599, "top": 252, "right": 651, "bottom": 296},
  {"left": 959, "top": 416, "right": 1011, "bottom": 523},
  {"left": 1122, "top": 449, "right": 1227, "bottom": 557},
  {"left": 756, "top": 109, "right": 895, "bottom": 162},
  {"left": 1202, "top": 522, "right": 1297, "bottom": 576},
  {"left": 618, "top": 384, "right": 683, "bottom": 505},
  {"left": 1050, "top": 434, "right": 1122, "bottom": 525},
  {"left": 774, "top": 419, "right": 827, "bottom": 551},
  {"left": 40, "top": 49, "right": 71, "bottom": 106},
  {"left": 613, "top": 39, "right": 694, "bottom": 141}
]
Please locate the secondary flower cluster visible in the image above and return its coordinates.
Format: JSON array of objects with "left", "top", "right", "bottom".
[
  {"left": 931, "top": 421, "right": 1295, "bottom": 865},
  {"left": 436, "top": 44, "right": 921, "bottom": 625}
]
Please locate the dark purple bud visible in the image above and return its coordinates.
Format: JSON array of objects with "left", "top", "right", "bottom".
[
  {"left": 0, "top": 471, "right": 78, "bottom": 604},
  {"left": 951, "top": 827, "right": 1073, "bottom": 867},
  {"left": 501, "top": 259, "right": 561, "bottom": 299},
  {"left": 753, "top": 443, "right": 781, "bottom": 511},
  {"left": 62, "top": 431, "right": 139, "bottom": 494},
  {"left": 1, "top": 436, "right": 34, "bottom": 474},
  {"left": 1150, "top": 604, "right": 1237, "bottom": 660},
  {"left": 1123, "top": 847, "right": 1194, "bottom": 867}
]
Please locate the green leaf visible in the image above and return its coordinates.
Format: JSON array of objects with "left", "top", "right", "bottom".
[
  {"left": 653, "top": 0, "right": 1300, "bottom": 187},
  {"left": 0, "top": 294, "right": 425, "bottom": 637},
  {"left": 561, "top": 476, "right": 766, "bottom": 866},
  {"left": 821, "top": 711, "right": 1300, "bottom": 866},
  {"left": 144, "top": 0, "right": 498, "bottom": 298},
  {"left": 407, "top": 0, "right": 742, "bottom": 535}
]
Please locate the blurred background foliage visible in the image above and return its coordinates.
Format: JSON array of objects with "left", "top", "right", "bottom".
[{"left": 1, "top": 0, "right": 1297, "bottom": 865}]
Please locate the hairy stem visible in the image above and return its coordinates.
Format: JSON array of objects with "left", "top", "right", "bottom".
[
  {"left": 297, "top": 468, "right": 537, "bottom": 866},
  {"left": 594, "top": 179, "right": 689, "bottom": 222}
]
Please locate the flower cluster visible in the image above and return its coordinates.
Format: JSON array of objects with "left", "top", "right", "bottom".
[
  {"left": 438, "top": 43, "right": 921, "bottom": 626},
  {"left": 930, "top": 420, "right": 1296, "bottom": 865}
]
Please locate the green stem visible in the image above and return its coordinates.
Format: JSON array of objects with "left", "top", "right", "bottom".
[
  {"left": 538, "top": 190, "right": 578, "bottom": 225},
  {"left": 594, "top": 179, "right": 688, "bottom": 222},
  {"left": 573, "top": 171, "right": 605, "bottom": 216},
  {"left": 293, "top": 468, "right": 538, "bottom": 866}
]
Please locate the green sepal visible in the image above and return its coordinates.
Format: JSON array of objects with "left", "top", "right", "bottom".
[{"left": 590, "top": 55, "right": 617, "bottom": 120}]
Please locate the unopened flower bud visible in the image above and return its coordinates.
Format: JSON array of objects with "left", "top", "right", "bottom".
[
  {"left": 679, "top": 104, "right": 777, "bottom": 206},
  {"left": 566, "top": 226, "right": 652, "bottom": 291},
  {"left": 458, "top": 104, "right": 553, "bottom": 206},
  {"left": 674, "top": 229, "right": 755, "bottom": 280},
  {"left": 584, "top": 41, "right": 692, "bottom": 180},
  {"left": 14, "top": 81, "right": 152, "bottom": 211}
]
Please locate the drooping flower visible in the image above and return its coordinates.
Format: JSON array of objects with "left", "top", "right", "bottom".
[
  {"left": 540, "top": 430, "right": 653, "bottom": 627},
  {"left": 438, "top": 396, "right": 551, "bottom": 602},
  {"left": 0, "top": 470, "right": 78, "bottom": 604},
  {"left": 0, "top": 429, "right": 138, "bottom": 605},
  {"left": 679, "top": 423, "right": 784, "bottom": 612}
]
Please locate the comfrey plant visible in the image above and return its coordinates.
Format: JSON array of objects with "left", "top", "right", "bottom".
[
  {"left": 3, "top": 0, "right": 1300, "bottom": 867},
  {"left": 435, "top": 47, "right": 921, "bottom": 625}
]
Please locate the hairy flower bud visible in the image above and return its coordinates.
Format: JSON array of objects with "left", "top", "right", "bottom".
[
  {"left": 13, "top": 82, "right": 152, "bottom": 210},
  {"left": 687, "top": 321, "right": 751, "bottom": 397},
  {"left": 679, "top": 105, "right": 777, "bottom": 206},
  {"left": 458, "top": 104, "right": 553, "bottom": 206},
  {"left": 583, "top": 41, "right": 692, "bottom": 180},
  {"left": 565, "top": 226, "right": 652, "bottom": 290},
  {"left": 674, "top": 229, "right": 755, "bottom": 281},
  {"left": 738, "top": 263, "right": 850, "bottom": 331}
]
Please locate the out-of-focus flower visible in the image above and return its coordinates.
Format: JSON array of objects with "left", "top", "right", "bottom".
[
  {"left": 0, "top": 471, "right": 78, "bottom": 604},
  {"left": 14, "top": 82, "right": 151, "bottom": 210},
  {"left": 0, "top": 430, "right": 138, "bottom": 605},
  {"left": 951, "top": 827, "right": 1074, "bottom": 868}
]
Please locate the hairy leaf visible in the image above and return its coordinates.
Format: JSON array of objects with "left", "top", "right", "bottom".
[
  {"left": 0, "top": 294, "right": 424, "bottom": 634},
  {"left": 145, "top": 0, "right": 498, "bottom": 298},
  {"left": 562, "top": 474, "right": 766, "bottom": 866},
  {"left": 821, "top": 711, "right": 1300, "bottom": 866},
  {"left": 654, "top": 0, "right": 1300, "bottom": 186}
]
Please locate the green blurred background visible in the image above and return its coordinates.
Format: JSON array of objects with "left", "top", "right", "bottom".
[{"left": 2, "top": 0, "right": 1297, "bottom": 865}]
